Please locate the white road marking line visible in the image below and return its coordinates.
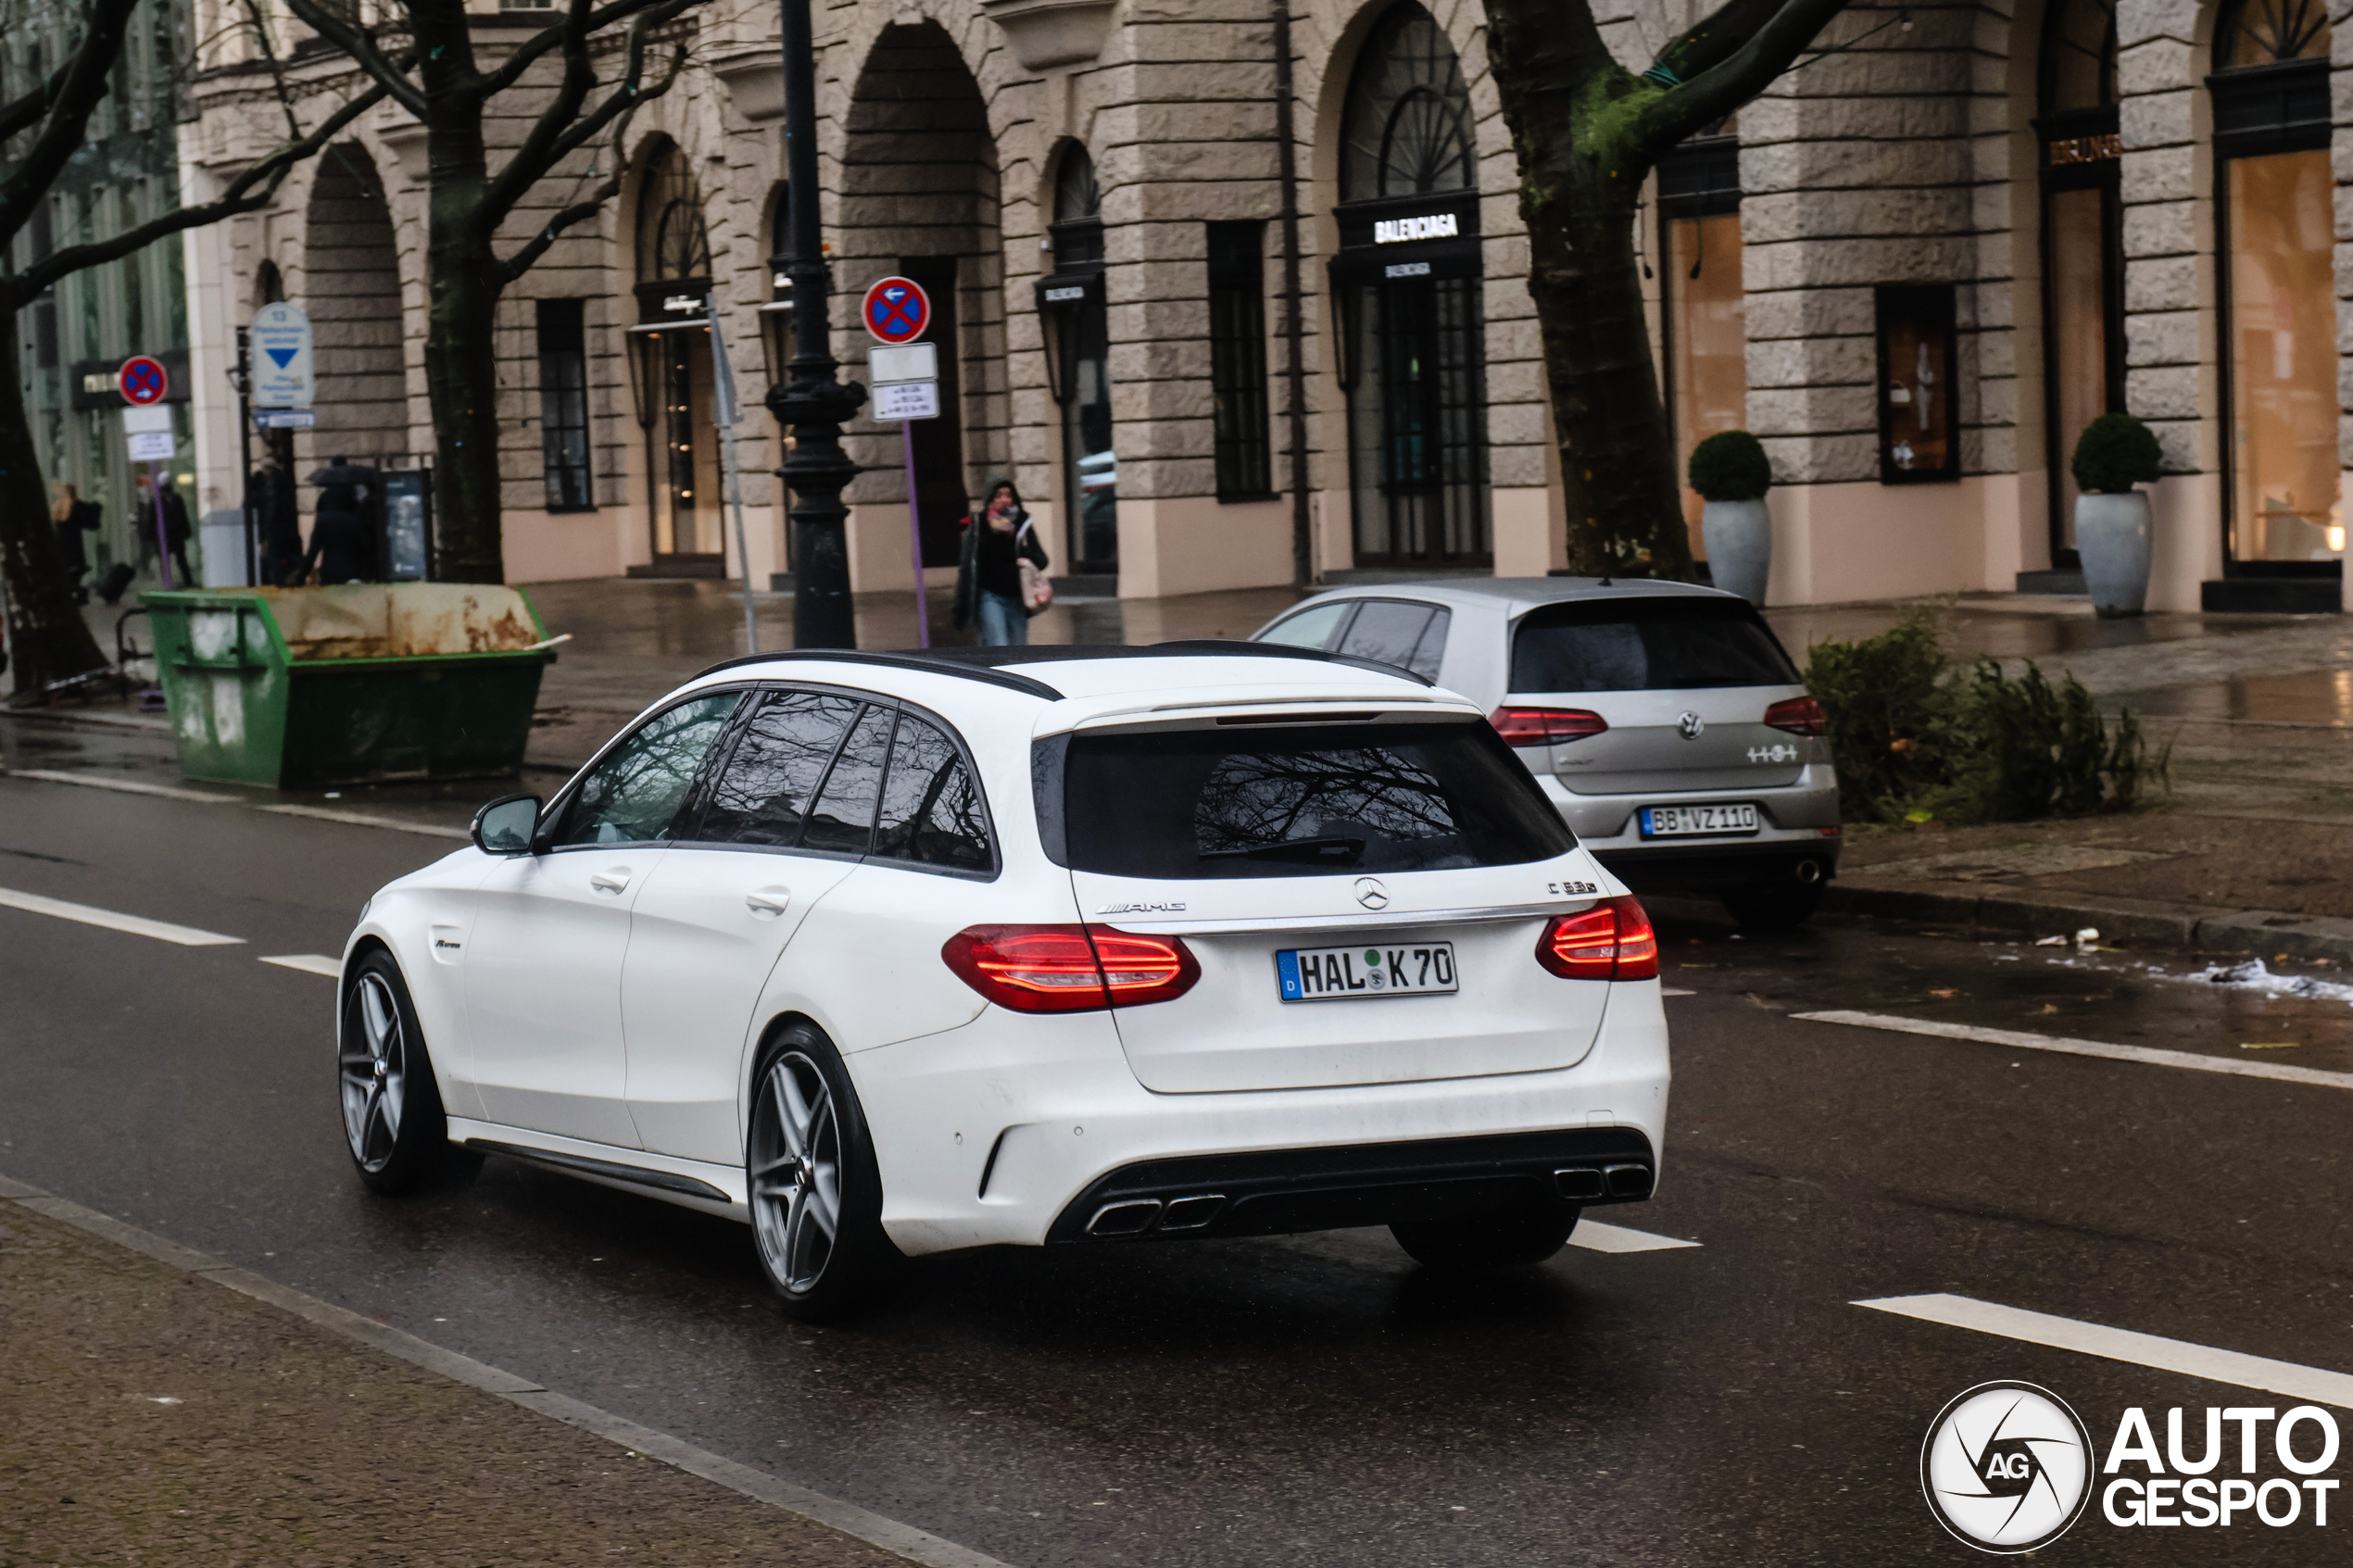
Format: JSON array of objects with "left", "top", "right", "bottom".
[
  {"left": 1571, "top": 1220, "right": 1701, "bottom": 1254},
  {"left": 6, "top": 769, "right": 236, "bottom": 803},
  {"left": 255, "top": 804, "right": 470, "bottom": 840},
  {"left": 1662, "top": 986, "right": 1697, "bottom": 997},
  {"left": 0, "top": 887, "right": 242, "bottom": 947},
  {"left": 0, "top": 1176, "right": 1015, "bottom": 1568},
  {"left": 1856, "top": 1293, "right": 2353, "bottom": 1410},
  {"left": 259, "top": 954, "right": 342, "bottom": 978},
  {"left": 1793, "top": 1009, "right": 2353, "bottom": 1093}
]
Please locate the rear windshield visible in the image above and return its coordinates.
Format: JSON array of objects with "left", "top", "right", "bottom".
[
  {"left": 1058, "top": 721, "right": 1575, "bottom": 880},
  {"left": 1511, "top": 596, "right": 1798, "bottom": 693}
]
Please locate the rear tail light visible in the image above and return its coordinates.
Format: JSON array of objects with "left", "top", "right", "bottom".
[
  {"left": 941, "top": 924, "right": 1200, "bottom": 1012},
  {"left": 1536, "top": 896, "right": 1659, "bottom": 982},
  {"left": 1491, "top": 707, "right": 1608, "bottom": 746},
  {"left": 1763, "top": 695, "right": 1827, "bottom": 736}
]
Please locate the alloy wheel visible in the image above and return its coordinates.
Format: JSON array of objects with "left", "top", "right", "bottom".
[
  {"left": 749, "top": 1051, "right": 842, "bottom": 1294},
  {"left": 339, "top": 972, "right": 408, "bottom": 1172}
]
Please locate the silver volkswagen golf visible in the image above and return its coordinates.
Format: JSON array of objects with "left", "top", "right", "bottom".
[{"left": 1252, "top": 579, "right": 1840, "bottom": 928}]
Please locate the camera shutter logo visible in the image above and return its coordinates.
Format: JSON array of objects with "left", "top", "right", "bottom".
[{"left": 1920, "top": 1382, "right": 2094, "bottom": 1553}]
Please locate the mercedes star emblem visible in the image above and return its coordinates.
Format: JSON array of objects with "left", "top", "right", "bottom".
[{"left": 1353, "top": 877, "right": 1390, "bottom": 910}]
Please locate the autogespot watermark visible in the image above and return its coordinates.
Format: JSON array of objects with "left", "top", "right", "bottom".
[{"left": 1921, "top": 1384, "right": 2343, "bottom": 1552}]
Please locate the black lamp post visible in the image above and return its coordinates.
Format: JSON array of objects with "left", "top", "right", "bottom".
[{"left": 767, "top": 0, "right": 865, "bottom": 648}]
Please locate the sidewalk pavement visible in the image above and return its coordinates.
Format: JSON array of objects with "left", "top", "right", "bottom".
[
  {"left": 0, "top": 1184, "right": 921, "bottom": 1567},
  {"left": 18, "top": 580, "right": 2353, "bottom": 958}
]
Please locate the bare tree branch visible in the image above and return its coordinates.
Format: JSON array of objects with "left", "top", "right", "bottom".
[
  {"left": 476, "top": 0, "right": 600, "bottom": 231},
  {"left": 1650, "top": 0, "right": 1790, "bottom": 90},
  {"left": 495, "top": 28, "right": 686, "bottom": 278},
  {"left": 281, "top": 0, "right": 431, "bottom": 119},
  {"left": 477, "top": 0, "right": 696, "bottom": 98},
  {"left": 0, "top": 0, "right": 144, "bottom": 241},
  {"left": 8, "top": 77, "right": 391, "bottom": 302},
  {"left": 0, "top": 62, "right": 70, "bottom": 147},
  {"left": 1637, "top": 0, "right": 1851, "bottom": 150},
  {"left": 482, "top": 0, "right": 692, "bottom": 238},
  {"left": 240, "top": 0, "right": 308, "bottom": 139}
]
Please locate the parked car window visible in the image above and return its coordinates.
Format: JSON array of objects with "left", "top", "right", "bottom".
[
  {"left": 873, "top": 714, "right": 992, "bottom": 872},
  {"left": 552, "top": 693, "right": 740, "bottom": 847},
  {"left": 1511, "top": 596, "right": 1800, "bottom": 692},
  {"left": 697, "top": 691, "right": 862, "bottom": 847},
  {"left": 1061, "top": 720, "right": 1573, "bottom": 880},
  {"left": 1336, "top": 599, "right": 1449, "bottom": 681},
  {"left": 1255, "top": 600, "right": 1353, "bottom": 650},
  {"left": 801, "top": 704, "right": 895, "bottom": 854}
]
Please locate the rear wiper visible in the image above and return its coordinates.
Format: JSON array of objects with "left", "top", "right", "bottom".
[{"left": 1201, "top": 835, "right": 1367, "bottom": 864}]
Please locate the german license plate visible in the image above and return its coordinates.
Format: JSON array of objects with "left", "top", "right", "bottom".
[
  {"left": 1640, "top": 803, "right": 1760, "bottom": 837},
  {"left": 1277, "top": 942, "right": 1457, "bottom": 1002}
]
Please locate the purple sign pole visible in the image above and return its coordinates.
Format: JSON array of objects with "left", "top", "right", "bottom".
[
  {"left": 901, "top": 420, "right": 929, "bottom": 648},
  {"left": 149, "top": 462, "right": 174, "bottom": 590}
]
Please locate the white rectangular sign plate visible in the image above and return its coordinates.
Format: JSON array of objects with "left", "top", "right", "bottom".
[
  {"left": 870, "top": 343, "right": 939, "bottom": 383},
  {"left": 249, "top": 301, "right": 315, "bottom": 408},
  {"left": 127, "top": 431, "right": 175, "bottom": 461},
  {"left": 873, "top": 379, "right": 941, "bottom": 421}
]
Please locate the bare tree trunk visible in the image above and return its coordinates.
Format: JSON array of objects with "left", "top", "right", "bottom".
[
  {"left": 424, "top": 253, "right": 507, "bottom": 583},
  {"left": 0, "top": 307, "right": 109, "bottom": 696}
]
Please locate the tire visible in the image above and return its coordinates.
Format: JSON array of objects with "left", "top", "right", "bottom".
[
  {"left": 746, "top": 1023, "right": 902, "bottom": 1322},
  {"left": 338, "top": 950, "right": 472, "bottom": 1195},
  {"left": 1721, "top": 876, "right": 1827, "bottom": 932},
  {"left": 1391, "top": 1204, "right": 1579, "bottom": 1271}
]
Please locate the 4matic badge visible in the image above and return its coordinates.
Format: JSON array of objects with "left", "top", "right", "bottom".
[{"left": 1921, "top": 1382, "right": 2094, "bottom": 1553}]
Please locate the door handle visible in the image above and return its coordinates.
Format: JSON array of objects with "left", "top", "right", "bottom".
[
  {"left": 746, "top": 888, "right": 792, "bottom": 918},
  {"left": 590, "top": 868, "right": 632, "bottom": 896}
]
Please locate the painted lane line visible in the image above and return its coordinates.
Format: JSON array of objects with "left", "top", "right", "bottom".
[
  {"left": 256, "top": 804, "right": 470, "bottom": 840},
  {"left": 1571, "top": 1220, "right": 1701, "bottom": 1254},
  {"left": 7, "top": 769, "right": 237, "bottom": 803},
  {"left": 0, "top": 1174, "right": 1017, "bottom": 1568},
  {"left": 260, "top": 954, "right": 343, "bottom": 978},
  {"left": 0, "top": 886, "right": 243, "bottom": 947},
  {"left": 1793, "top": 1010, "right": 2353, "bottom": 1093},
  {"left": 1856, "top": 1294, "right": 2353, "bottom": 1411},
  {"left": 1662, "top": 986, "right": 1697, "bottom": 997}
]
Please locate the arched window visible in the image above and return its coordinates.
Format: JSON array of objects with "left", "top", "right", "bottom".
[
  {"left": 1042, "top": 144, "right": 1115, "bottom": 570},
  {"left": 2216, "top": 0, "right": 2329, "bottom": 68},
  {"left": 635, "top": 144, "right": 711, "bottom": 286},
  {"left": 1340, "top": 5, "right": 1474, "bottom": 202},
  {"left": 1054, "top": 146, "right": 1100, "bottom": 225},
  {"left": 2034, "top": 0, "right": 2125, "bottom": 571}
]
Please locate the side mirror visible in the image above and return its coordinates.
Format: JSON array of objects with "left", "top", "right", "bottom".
[{"left": 472, "top": 794, "right": 543, "bottom": 856}]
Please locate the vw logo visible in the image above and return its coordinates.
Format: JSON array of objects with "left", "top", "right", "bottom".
[
  {"left": 1920, "top": 1382, "right": 2093, "bottom": 1553},
  {"left": 1677, "top": 711, "right": 1705, "bottom": 740},
  {"left": 1353, "top": 877, "right": 1390, "bottom": 910}
]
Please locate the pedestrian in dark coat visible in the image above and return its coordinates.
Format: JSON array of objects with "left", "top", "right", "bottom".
[
  {"left": 49, "top": 483, "right": 100, "bottom": 602},
  {"left": 132, "top": 473, "right": 196, "bottom": 586},
  {"left": 301, "top": 480, "right": 372, "bottom": 585},
  {"left": 249, "top": 455, "right": 303, "bottom": 587},
  {"left": 950, "top": 474, "right": 1048, "bottom": 646}
]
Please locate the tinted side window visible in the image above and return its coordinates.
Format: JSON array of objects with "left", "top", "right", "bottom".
[
  {"left": 698, "top": 691, "right": 861, "bottom": 847},
  {"left": 1257, "top": 600, "right": 1353, "bottom": 649},
  {"left": 1335, "top": 599, "right": 1436, "bottom": 675},
  {"left": 874, "top": 715, "right": 992, "bottom": 872},
  {"left": 553, "top": 694, "right": 739, "bottom": 847},
  {"left": 801, "top": 705, "right": 894, "bottom": 854},
  {"left": 1511, "top": 597, "right": 1799, "bottom": 692}
]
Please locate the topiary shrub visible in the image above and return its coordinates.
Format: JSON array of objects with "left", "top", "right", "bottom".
[
  {"left": 1688, "top": 430, "right": 1772, "bottom": 502},
  {"left": 2070, "top": 412, "right": 2164, "bottom": 495}
]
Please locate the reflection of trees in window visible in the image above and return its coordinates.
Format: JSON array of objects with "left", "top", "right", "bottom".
[
  {"left": 559, "top": 695, "right": 737, "bottom": 845},
  {"left": 1195, "top": 747, "right": 1459, "bottom": 853},
  {"left": 2216, "top": 0, "right": 2330, "bottom": 67},
  {"left": 699, "top": 693, "right": 859, "bottom": 847},
  {"left": 803, "top": 706, "right": 893, "bottom": 853},
  {"left": 1340, "top": 4, "right": 1475, "bottom": 201},
  {"left": 875, "top": 716, "right": 990, "bottom": 870}
]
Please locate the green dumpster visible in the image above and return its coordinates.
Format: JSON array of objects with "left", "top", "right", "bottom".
[{"left": 144, "top": 583, "right": 559, "bottom": 788}]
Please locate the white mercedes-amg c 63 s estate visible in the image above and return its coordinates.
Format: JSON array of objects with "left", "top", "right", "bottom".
[{"left": 335, "top": 643, "right": 1672, "bottom": 1319}]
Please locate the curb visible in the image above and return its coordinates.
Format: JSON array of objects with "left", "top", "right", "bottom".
[
  {"left": 0, "top": 1172, "right": 1016, "bottom": 1568},
  {"left": 1821, "top": 877, "right": 2353, "bottom": 965}
]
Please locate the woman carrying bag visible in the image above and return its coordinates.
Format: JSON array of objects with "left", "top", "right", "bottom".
[{"left": 951, "top": 474, "right": 1050, "bottom": 646}]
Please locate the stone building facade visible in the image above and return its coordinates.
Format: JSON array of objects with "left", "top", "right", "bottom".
[{"left": 175, "top": 0, "right": 2352, "bottom": 613}]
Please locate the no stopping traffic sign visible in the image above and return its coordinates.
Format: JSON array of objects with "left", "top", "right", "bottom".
[
  {"left": 119, "top": 355, "right": 169, "bottom": 407},
  {"left": 862, "top": 277, "right": 931, "bottom": 345}
]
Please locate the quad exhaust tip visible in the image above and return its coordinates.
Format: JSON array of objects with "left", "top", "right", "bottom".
[{"left": 1088, "top": 1194, "right": 1228, "bottom": 1237}]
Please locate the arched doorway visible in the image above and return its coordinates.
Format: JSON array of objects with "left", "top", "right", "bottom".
[
  {"left": 1040, "top": 146, "right": 1116, "bottom": 572},
  {"left": 1331, "top": 3, "right": 1491, "bottom": 567},
  {"left": 2037, "top": 0, "right": 2124, "bottom": 568},
  {"left": 2212, "top": 0, "right": 2339, "bottom": 593},
  {"left": 304, "top": 146, "right": 401, "bottom": 470},
  {"left": 631, "top": 142, "right": 723, "bottom": 574}
]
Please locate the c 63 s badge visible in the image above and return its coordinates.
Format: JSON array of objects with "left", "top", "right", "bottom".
[
  {"left": 1546, "top": 880, "right": 1599, "bottom": 897},
  {"left": 1921, "top": 1382, "right": 2094, "bottom": 1553}
]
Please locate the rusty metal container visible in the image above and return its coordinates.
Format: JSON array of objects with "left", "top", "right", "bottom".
[{"left": 143, "top": 583, "right": 557, "bottom": 788}]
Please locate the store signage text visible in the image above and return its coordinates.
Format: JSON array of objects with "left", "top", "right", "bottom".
[
  {"left": 1374, "top": 213, "right": 1460, "bottom": 244},
  {"left": 2047, "top": 133, "right": 2123, "bottom": 167}
]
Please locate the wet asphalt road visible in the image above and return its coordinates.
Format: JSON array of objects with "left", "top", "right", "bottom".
[{"left": 4, "top": 771, "right": 2351, "bottom": 1566}]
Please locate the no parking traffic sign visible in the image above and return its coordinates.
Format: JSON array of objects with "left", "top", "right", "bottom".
[{"left": 862, "top": 276, "right": 931, "bottom": 345}]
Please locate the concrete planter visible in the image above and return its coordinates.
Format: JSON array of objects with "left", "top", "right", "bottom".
[
  {"left": 1702, "top": 497, "right": 1771, "bottom": 605},
  {"left": 2075, "top": 491, "right": 2151, "bottom": 618}
]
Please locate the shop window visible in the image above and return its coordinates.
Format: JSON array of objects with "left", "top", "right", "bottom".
[
  {"left": 1041, "top": 145, "right": 1115, "bottom": 571},
  {"left": 537, "top": 299, "right": 593, "bottom": 512},
  {"left": 2037, "top": 0, "right": 2123, "bottom": 566},
  {"left": 1874, "top": 284, "right": 1958, "bottom": 483},
  {"left": 1657, "top": 132, "right": 1744, "bottom": 561},
  {"left": 1207, "top": 221, "right": 1272, "bottom": 501}
]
